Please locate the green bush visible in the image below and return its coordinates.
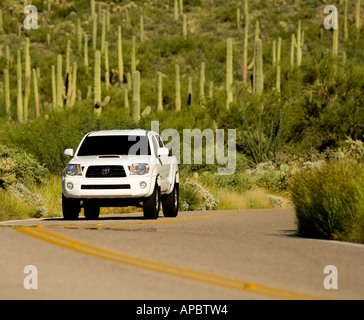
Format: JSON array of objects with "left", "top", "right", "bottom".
[
  {"left": 179, "top": 180, "right": 219, "bottom": 211},
  {"left": 291, "top": 160, "right": 364, "bottom": 242},
  {"left": 0, "top": 144, "right": 49, "bottom": 187}
]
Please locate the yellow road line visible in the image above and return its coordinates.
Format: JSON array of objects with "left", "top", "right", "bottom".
[
  {"left": 14, "top": 226, "right": 325, "bottom": 300},
  {"left": 50, "top": 210, "right": 257, "bottom": 230}
]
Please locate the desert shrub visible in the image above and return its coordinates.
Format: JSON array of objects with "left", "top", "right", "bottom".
[
  {"left": 0, "top": 144, "right": 49, "bottom": 187},
  {"left": 179, "top": 180, "right": 219, "bottom": 211},
  {"left": 291, "top": 159, "right": 364, "bottom": 241}
]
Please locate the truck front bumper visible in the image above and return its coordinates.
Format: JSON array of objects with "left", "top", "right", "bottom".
[{"left": 62, "top": 175, "right": 156, "bottom": 199}]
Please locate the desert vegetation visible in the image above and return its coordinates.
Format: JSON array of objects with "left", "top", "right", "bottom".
[{"left": 0, "top": 0, "right": 363, "bottom": 242}]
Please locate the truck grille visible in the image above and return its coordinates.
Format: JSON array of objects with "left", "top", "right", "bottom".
[
  {"left": 85, "top": 166, "right": 126, "bottom": 178},
  {"left": 81, "top": 185, "right": 130, "bottom": 190}
]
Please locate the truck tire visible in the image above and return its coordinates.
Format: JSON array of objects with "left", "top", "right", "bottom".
[
  {"left": 62, "top": 194, "right": 80, "bottom": 220},
  {"left": 84, "top": 201, "right": 100, "bottom": 220},
  {"left": 143, "top": 183, "right": 160, "bottom": 219},
  {"left": 162, "top": 183, "right": 179, "bottom": 217}
]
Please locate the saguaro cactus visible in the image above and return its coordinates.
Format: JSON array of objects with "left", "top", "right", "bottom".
[
  {"left": 356, "top": 0, "right": 362, "bottom": 35},
  {"left": 174, "top": 0, "right": 179, "bottom": 21},
  {"left": 94, "top": 50, "right": 101, "bottom": 114},
  {"left": 117, "top": 26, "right": 124, "bottom": 83},
  {"left": 157, "top": 71, "right": 163, "bottom": 112},
  {"left": 183, "top": 15, "right": 187, "bottom": 40},
  {"left": 132, "top": 71, "right": 141, "bottom": 121},
  {"left": 4, "top": 69, "right": 10, "bottom": 118},
  {"left": 255, "top": 39, "right": 264, "bottom": 95},
  {"left": 226, "top": 38, "right": 233, "bottom": 109},
  {"left": 290, "top": 33, "right": 296, "bottom": 69},
  {"left": 16, "top": 50, "right": 23, "bottom": 123},
  {"left": 200, "top": 62, "right": 205, "bottom": 103},
  {"left": 187, "top": 76, "right": 193, "bottom": 106},
  {"left": 84, "top": 33, "right": 89, "bottom": 69},
  {"left": 51, "top": 65, "right": 56, "bottom": 110},
  {"left": 32, "top": 68, "right": 40, "bottom": 118},
  {"left": 24, "top": 38, "right": 31, "bottom": 122},
  {"left": 243, "top": 0, "right": 249, "bottom": 84},
  {"left": 296, "top": 20, "right": 304, "bottom": 66},
  {"left": 105, "top": 41, "right": 110, "bottom": 90},
  {"left": 94, "top": 51, "right": 110, "bottom": 116},
  {"left": 56, "top": 54, "right": 64, "bottom": 110},
  {"left": 175, "top": 64, "right": 181, "bottom": 111},
  {"left": 275, "top": 37, "right": 281, "bottom": 92},
  {"left": 140, "top": 12, "right": 145, "bottom": 43},
  {"left": 333, "top": 17, "right": 339, "bottom": 57}
]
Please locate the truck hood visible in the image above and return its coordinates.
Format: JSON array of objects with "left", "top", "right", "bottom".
[{"left": 69, "top": 155, "right": 153, "bottom": 167}]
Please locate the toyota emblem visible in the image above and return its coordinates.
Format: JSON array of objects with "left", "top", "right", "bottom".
[{"left": 102, "top": 168, "right": 111, "bottom": 175}]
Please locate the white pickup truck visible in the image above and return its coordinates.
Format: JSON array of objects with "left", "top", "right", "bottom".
[{"left": 62, "top": 129, "right": 179, "bottom": 220}]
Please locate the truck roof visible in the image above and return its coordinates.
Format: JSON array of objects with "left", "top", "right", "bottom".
[{"left": 87, "top": 129, "right": 150, "bottom": 137}]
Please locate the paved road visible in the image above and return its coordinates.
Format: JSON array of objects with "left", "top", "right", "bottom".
[{"left": 0, "top": 209, "right": 363, "bottom": 300}]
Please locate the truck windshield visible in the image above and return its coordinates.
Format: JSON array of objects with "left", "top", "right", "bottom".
[{"left": 77, "top": 135, "right": 151, "bottom": 156}]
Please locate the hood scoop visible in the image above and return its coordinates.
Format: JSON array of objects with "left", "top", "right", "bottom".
[{"left": 97, "top": 155, "right": 121, "bottom": 159}]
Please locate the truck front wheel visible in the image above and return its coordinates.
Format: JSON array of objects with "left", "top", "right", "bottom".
[
  {"left": 162, "top": 183, "right": 179, "bottom": 217},
  {"left": 143, "top": 183, "right": 160, "bottom": 219},
  {"left": 62, "top": 194, "right": 80, "bottom": 220}
]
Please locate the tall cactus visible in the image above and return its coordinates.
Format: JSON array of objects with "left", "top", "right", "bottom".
[
  {"left": 296, "top": 20, "right": 304, "bottom": 66},
  {"left": 105, "top": 41, "right": 110, "bottom": 90},
  {"left": 132, "top": 71, "right": 141, "bottom": 121},
  {"left": 175, "top": 64, "right": 181, "bottom": 111},
  {"left": 290, "top": 33, "right": 296, "bottom": 70},
  {"left": 333, "top": 17, "right": 339, "bottom": 57},
  {"left": 200, "top": 62, "right": 205, "bottom": 103},
  {"left": 255, "top": 39, "right": 264, "bottom": 95},
  {"left": 183, "top": 14, "right": 187, "bottom": 40},
  {"left": 4, "top": 69, "right": 10, "bottom": 118},
  {"left": 356, "top": 0, "right": 362, "bottom": 36},
  {"left": 157, "top": 71, "right": 163, "bottom": 112},
  {"left": 51, "top": 65, "right": 56, "bottom": 110},
  {"left": 243, "top": 0, "right": 249, "bottom": 84},
  {"left": 187, "top": 76, "right": 193, "bottom": 106},
  {"left": 16, "top": 50, "right": 23, "bottom": 123},
  {"left": 84, "top": 33, "right": 89, "bottom": 70},
  {"left": 94, "top": 50, "right": 101, "bottom": 115},
  {"left": 226, "top": 38, "right": 233, "bottom": 109},
  {"left": 174, "top": 0, "right": 179, "bottom": 21},
  {"left": 32, "top": 68, "right": 40, "bottom": 118},
  {"left": 70, "top": 62, "right": 77, "bottom": 107},
  {"left": 56, "top": 54, "right": 64, "bottom": 110},
  {"left": 140, "top": 12, "right": 145, "bottom": 43},
  {"left": 117, "top": 26, "right": 124, "bottom": 83},
  {"left": 276, "top": 37, "right": 282, "bottom": 92},
  {"left": 94, "top": 51, "right": 110, "bottom": 116},
  {"left": 24, "top": 38, "right": 31, "bottom": 122}
]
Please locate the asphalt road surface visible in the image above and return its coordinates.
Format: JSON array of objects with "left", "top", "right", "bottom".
[{"left": 1, "top": 209, "right": 363, "bottom": 300}]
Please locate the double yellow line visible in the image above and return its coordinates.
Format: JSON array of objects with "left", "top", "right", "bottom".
[{"left": 15, "top": 224, "right": 325, "bottom": 300}]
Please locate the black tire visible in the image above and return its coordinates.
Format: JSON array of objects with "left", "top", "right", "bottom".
[
  {"left": 162, "top": 183, "right": 179, "bottom": 218},
  {"left": 84, "top": 201, "right": 100, "bottom": 220},
  {"left": 143, "top": 183, "right": 160, "bottom": 219},
  {"left": 62, "top": 194, "right": 80, "bottom": 220}
]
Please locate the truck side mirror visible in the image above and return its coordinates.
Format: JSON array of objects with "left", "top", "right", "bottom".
[
  {"left": 157, "top": 147, "right": 169, "bottom": 157},
  {"left": 64, "top": 149, "right": 74, "bottom": 158}
]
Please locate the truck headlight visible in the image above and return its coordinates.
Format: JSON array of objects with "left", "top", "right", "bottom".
[
  {"left": 65, "top": 164, "right": 82, "bottom": 176},
  {"left": 129, "top": 163, "right": 150, "bottom": 175}
]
